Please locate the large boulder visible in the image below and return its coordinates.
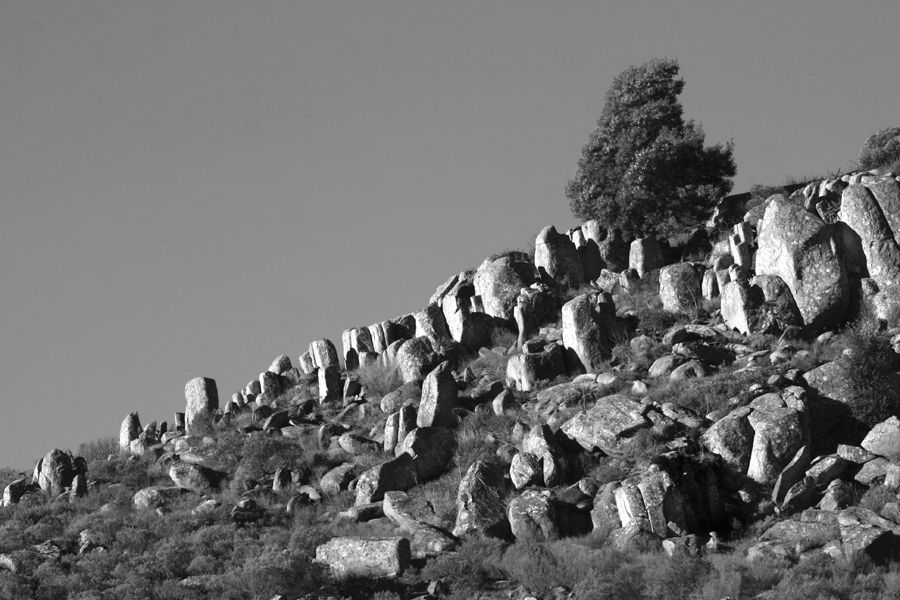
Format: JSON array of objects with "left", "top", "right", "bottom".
[
  {"left": 132, "top": 486, "right": 185, "bottom": 511},
  {"left": 534, "top": 225, "right": 584, "bottom": 288},
  {"left": 168, "top": 462, "right": 227, "bottom": 495},
  {"left": 383, "top": 491, "right": 456, "bottom": 557},
  {"left": 396, "top": 337, "right": 439, "bottom": 384},
  {"left": 505, "top": 342, "right": 566, "bottom": 392},
  {"left": 839, "top": 181, "right": 900, "bottom": 292},
  {"left": 514, "top": 283, "right": 558, "bottom": 345},
  {"left": 33, "top": 449, "right": 80, "bottom": 497},
  {"left": 561, "top": 394, "right": 648, "bottom": 453},
  {"left": 417, "top": 362, "right": 457, "bottom": 428},
  {"left": 309, "top": 338, "right": 340, "bottom": 371},
  {"left": 355, "top": 454, "right": 418, "bottom": 505},
  {"left": 614, "top": 458, "right": 725, "bottom": 537},
  {"left": 861, "top": 416, "right": 900, "bottom": 462},
  {"left": 185, "top": 377, "right": 219, "bottom": 436},
  {"left": 755, "top": 195, "right": 848, "bottom": 332},
  {"left": 453, "top": 461, "right": 508, "bottom": 538},
  {"left": 473, "top": 252, "right": 537, "bottom": 320},
  {"left": 659, "top": 263, "right": 704, "bottom": 314},
  {"left": 747, "top": 405, "right": 808, "bottom": 484},
  {"left": 507, "top": 489, "right": 559, "bottom": 541},
  {"left": 629, "top": 237, "right": 665, "bottom": 278},
  {"left": 397, "top": 426, "right": 456, "bottom": 481},
  {"left": 1, "top": 478, "right": 40, "bottom": 507},
  {"left": 315, "top": 537, "right": 411, "bottom": 580},
  {"left": 561, "top": 292, "right": 619, "bottom": 373},
  {"left": 700, "top": 407, "right": 754, "bottom": 475},
  {"left": 720, "top": 277, "right": 802, "bottom": 335},
  {"left": 438, "top": 272, "right": 494, "bottom": 351}
]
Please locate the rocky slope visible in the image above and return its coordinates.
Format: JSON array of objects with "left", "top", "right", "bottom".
[{"left": 5, "top": 170, "right": 900, "bottom": 599}]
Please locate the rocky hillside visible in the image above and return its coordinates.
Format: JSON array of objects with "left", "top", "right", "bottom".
[{"left": 4, "top": 171, "right": 900, "bottom": 599}]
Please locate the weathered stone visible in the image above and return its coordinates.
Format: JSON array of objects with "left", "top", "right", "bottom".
[
  {"left": 338, "top": 433, "right": 379, "bottom": 455},
  {"left": 185, "top": 377, "right": 219, "bottom": 436},
  {"left": 505, "top": 343, "right": 566, "bottom": 392},
  {"left": 320, "top": 463, "right": 356, "bottom": 496},
  {"left": 33, "top": 449, "right": 77, "bottom": 496},
  {"left": 168, "top": 462, "right": 226, "bottom": 495},
  {"left": 414, "top": 304, "right": 452, "bottom": 346},
  {"left": 315, "top": 537, "right": 411, "bottom": 580},
  {"left": 379, "top": 380, "right": 418, "bottom": 413},
  {"left": 119, "top": 412, "right": 142, "bottom": 453},
  {"left": 132, "top": 486, "right": 184, "bottom": 511},
  {"left": 659, "top": 263, "right": 704, "bottom": 314},
  {"left": 1, "top": 478, "right": 39, "bottom": 507},
  {"left": 510, "top": 452, "right": 542, "bottom": 489},
  {"left": 417, "top": 362, "right": 457, "bottom": 428},
  {"left": 561, "top": 394, "right": 648, "bottom": 453},
  {"left": 259, "top": 370, "right": 289, "bottom": 400},
  {"left": 397, "top": 426, "right": 456, "bottom": 481},
  {"left": 747, "top": 407, "right": 807, "bottom": 484},
  {"left": 298, "top": 351, "right": 316, "bottom": 375},
  {"left": 355, "top": 454, "right": 418, "bottom": 505},
  {"left": 268, "top": 354, "right": 292, "bottom": 375},
  {"left": 454, "top": 461, "right": 508, "bottom": 538},
  {"left": 514, "top": 284, "right": 558, "bottom": 346},
  {"left": 383, "top": 491, "right": 456, "bottom": 557},
  {"left": 309, "top": 338, "right": 340, "bottom": 371},
  {"left": 493, "top": 389, "right": 518, "bottom": 416},
  {"left": 861, "top": 416, "right": 900, "bottom": 462},
  {"left": 439, "top": 273, "right": 494, "bottom": 351},
  {"left": 473, "top": 252, "right": 537, "bottom": 320},
  {"left": 508, "top": 489, "right": 559, "bottom": 541},
  {"left": 561, "top": 292, "right": 619, "bottom": 373},
  {"left": 755, "top": 195, "right": 848, "bottom": 332},
  {"left": 396, "top": 337, "right": 438, "bottom": 384},
  {"left": 535, "top": 225, "right": 584, "bottom": 288},
  {"left": 839, "top": 182, "right": 900, "bottom": 291},
  {"left": 313, "top": 365, "right": 340, "bottom": 404},
  {"left": 629, "top": 237, "right": 664, "bottom": 278}
]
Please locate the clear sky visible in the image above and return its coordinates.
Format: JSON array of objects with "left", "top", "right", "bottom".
[{"left": 1, "top": 1, "right": 898, "bottom": 469}]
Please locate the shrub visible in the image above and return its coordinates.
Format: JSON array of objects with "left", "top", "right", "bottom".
[
  {"left": 841, "top": 326, "right": 900, "bottom": 427},
  {"left": 566, "top": 58, "right": 736, "bottom": 238},
  {"left": 859, "top": 126, "right": 900, "bottom": 172}
]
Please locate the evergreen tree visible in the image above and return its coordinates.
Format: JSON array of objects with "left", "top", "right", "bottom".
[{"left": 566, "top": 58, "right": 736, "bottom": 238}]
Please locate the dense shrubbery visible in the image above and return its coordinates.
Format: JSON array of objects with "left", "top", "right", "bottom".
[{"left": 841, "top": 325, "right": 900, "bottom": 428}]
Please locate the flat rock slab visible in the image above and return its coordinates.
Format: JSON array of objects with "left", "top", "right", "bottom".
[
  {"left": 561, "top": 394, "right": 648, "bottom": 453},
  {"left": 315, "top": 537, "right": 411, "bottom": 579}
]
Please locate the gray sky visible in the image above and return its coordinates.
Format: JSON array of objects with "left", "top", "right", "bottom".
[{"left": 1, "top": 1, "right": 898, "bottom": 469}]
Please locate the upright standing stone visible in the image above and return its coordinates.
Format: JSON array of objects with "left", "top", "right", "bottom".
[
  {"left": 629, "top": 237, "right": 664, "bottom": 278},
  {"left": 119, "top": 412, "right": 142, "bottom": 453},
  {"left": 185, "top": 377, "right": 219, "bottom": 436},
  {"left": 319, "top": 366, "right": 342, "bottom": 404},
  {"left": 561, "top": 292, "right": 618, "bottom": 373},
  {"left": 417, "top": 362, "right": 457, "bottom": 428},
  {"left": 309, "top": 339, "right": 340, "bottom": 371},
  {"left": 659, "top": 263, "right": 704, "bottom": 314}
]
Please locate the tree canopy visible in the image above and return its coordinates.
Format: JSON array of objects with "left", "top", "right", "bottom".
[{"left": 566, "top": 58, "right": 736, "bottom": 239}]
